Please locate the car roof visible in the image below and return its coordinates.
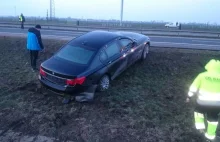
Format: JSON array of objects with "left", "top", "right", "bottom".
[
  {"left": 69, "top": 30, "right": 122, "bottom": 50},
  {"left": 115, "top": 31, "right": 145, "bottom": 41}
]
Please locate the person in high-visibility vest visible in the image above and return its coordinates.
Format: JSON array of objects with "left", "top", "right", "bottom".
[
  {"left": 19, "top": 13, "right": 25, "bottom": 29},
  {"left": 187, "top": 59, "right": 220, "bottom": 141}
]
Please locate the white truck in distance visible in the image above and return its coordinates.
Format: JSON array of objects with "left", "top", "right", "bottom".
[{"left": 165, "top": 22, "right": 180, "bottom": 28}]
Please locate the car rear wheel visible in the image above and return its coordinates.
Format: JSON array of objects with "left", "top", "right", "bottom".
[
  {"left": 141, "top": 44, "right": 149, "bottom": 61},
  {"left": 97, "top": 75, "right": 110, "bottom": 92}
]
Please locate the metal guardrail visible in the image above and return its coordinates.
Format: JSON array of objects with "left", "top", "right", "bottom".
[
  {"left": 1, "top": 32, "right": 220, "bottom": 51},
  {"left": 0, "top": 22, "right": 220, "bottom": 39},
  {"left": 1, "top": 21, "right": 220, "bottom": 34}
]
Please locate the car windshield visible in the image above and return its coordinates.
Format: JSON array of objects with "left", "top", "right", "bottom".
[{"left": 56, "top": 44, "right": 95, "bottom": 65}]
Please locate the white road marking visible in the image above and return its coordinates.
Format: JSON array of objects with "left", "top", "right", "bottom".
[
  {"left": 1, "top": 27, "right": 220, "bottom": 41},
  {"left": 192, "top": 40, "right": 220, "bottom": 44},
  {"left": 150, "top": 35, "right": 220, "bottom": 41}
]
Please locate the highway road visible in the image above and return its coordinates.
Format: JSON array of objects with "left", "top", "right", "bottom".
[{"left": 0, "top": 27, "right": 220, "bottom": 50}]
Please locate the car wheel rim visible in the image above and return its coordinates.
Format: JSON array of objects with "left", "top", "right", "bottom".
[{"left": 100, "top": 76, "right": 109, "bottom": 90}]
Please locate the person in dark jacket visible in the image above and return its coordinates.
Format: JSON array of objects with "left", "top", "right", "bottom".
[{"left": 27, "top": 25, "right": 44, "bottom": 71}]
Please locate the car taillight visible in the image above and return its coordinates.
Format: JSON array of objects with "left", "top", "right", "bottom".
[
  {"left": 66, "top": 77, "right": 86, "bottom": 86},
  {"left": 40, "top": 67, "right": 46, "bottom": 76}
]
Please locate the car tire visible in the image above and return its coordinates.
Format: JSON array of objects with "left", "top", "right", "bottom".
[
  {"left": 97, "top": 75, "right": 110, "bottom": 92},
  {"left": 141, "top": 44, "right": 149, "bottom": 61}
]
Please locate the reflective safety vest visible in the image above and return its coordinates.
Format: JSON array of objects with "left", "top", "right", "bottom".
[
  {"left": 19, "top": 15, "right": 23, "bottom": 22},
  {"left": 188, "top": 59, "right": 220, "bottom": 104}
]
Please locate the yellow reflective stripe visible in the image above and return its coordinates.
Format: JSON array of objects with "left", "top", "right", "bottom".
[
  {"left": 199, "top": 90, "right": 220, "bottom": 95},
  {"left": 195, "top": 123, "right": 205, "bottom": 129},
  {"left": 206, "top": 121, "right": 218, "bottom": 140},
  {"left": 207, "top": 121, "right": 218, "bottom": 125},
  {"left": 198, "top": 94, "right": 220, "bottom": 101},
  {"left": 194, "top": 112, "right": 204, "bottom": 118},
  {"left": 188, "top": 92, "right": 194, "bottom": 97},
  {"left": 198, "top": 96, "right": 220, "bottom": 101},
  {"left": 198, "top": 90, "right": 220, "bottom": 101},
  {"left": 205, "top": 133, "right": 216, "bottom": 140},
  {"left": 189, "top": 86, "right": 198, "bottom": 92},
  {"left": 194, "top": 112, "right": 205, "bottom": 129}
]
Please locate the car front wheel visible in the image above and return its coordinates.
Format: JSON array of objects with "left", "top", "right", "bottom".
[{"left": 97, "top": 75, "right": 110, "bottom": 92}]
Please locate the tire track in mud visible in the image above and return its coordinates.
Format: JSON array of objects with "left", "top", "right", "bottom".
[
  {"left": 1, "top": 74, "right": 44, "bottom": 94},
  {"left": 0, "top": 118, "right": 24, "bottom": 136},
  {"left": 0, "top": 82, "right": 40, "bottom": 95},
  {"left": 14, "top": 82, "right": 41, "bottom": 93}
]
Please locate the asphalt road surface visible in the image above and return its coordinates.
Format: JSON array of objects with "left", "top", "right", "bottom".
[{"left": 0, "top": 27, "right": 220, "bottom": 50}]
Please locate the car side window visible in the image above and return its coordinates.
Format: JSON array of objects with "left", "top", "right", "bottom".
[
  {"left": 100, "top": 50, "right": 108, "bottom": 62},
  {"left": 119, "top": 39, "right": 133, "bottom": 51},
  {"left": 120, "top": 39, "right": 132, "bottom": 47},
  {"left": 105, "top": 42, "right": 120, "bottom": 58}
]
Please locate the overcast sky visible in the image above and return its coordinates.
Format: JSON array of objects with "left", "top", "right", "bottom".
[{"left": 0, "top": 0, "right": 219, "bottom": 24}]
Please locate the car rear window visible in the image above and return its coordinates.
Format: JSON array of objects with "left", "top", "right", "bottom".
[{"left": 56, "top": 44, "right": 95, "bottom": 65}]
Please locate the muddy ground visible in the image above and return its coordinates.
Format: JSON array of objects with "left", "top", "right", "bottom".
[{"left": 0, "top": 36, "right": 220, "bottom": 142}]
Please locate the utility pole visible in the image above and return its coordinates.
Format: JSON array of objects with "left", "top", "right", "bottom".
[
  {"left": 46, "top": 9, "right": 49, "bottom": 22},
  {"left": 50, "top": 0, "right": 52, "bottom": 20},
  {"left": 50, "top": 0, "right": 55, "bottom": 20},
  {"left": 120, "top": 0, "right": 124, "bottom": 26}
]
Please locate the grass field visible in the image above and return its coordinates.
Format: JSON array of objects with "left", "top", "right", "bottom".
[{"left": 0, "top": 36, "right": 220, "bottom": 141}]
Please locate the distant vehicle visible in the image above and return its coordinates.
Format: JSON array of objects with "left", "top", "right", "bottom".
[
  {"left": 39, "top": 30, "right": 150, "bottom": 95},
  {"left": 165, "top": 22, "right": 180, "bottom": 28}
]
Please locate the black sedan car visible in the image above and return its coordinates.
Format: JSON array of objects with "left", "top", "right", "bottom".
[{"left": 39, "top": 30, "right": 150, "bottom": 95}]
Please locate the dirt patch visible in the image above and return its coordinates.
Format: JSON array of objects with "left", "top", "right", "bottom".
[{"left": 0, "top": 37, "right": 220, "bottom": 142}]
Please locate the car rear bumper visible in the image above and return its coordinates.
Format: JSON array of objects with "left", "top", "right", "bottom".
[{"left": 39, "top": 75, "right": 89, "bottom": 95}]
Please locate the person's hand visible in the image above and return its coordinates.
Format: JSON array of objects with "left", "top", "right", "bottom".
[
  {"left": 185, "top": 97, "right": 190, "bottom": 103},
  {"left": 40, "top": 49, "right": 45, "bottom": 53}
]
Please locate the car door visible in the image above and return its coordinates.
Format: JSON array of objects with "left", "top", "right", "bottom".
[
  {"left": 118, "top": 38, "right": 139, "bottom": 67},
  {"left": 104, "top": 40, "right": 128, "bottom": 80}
]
